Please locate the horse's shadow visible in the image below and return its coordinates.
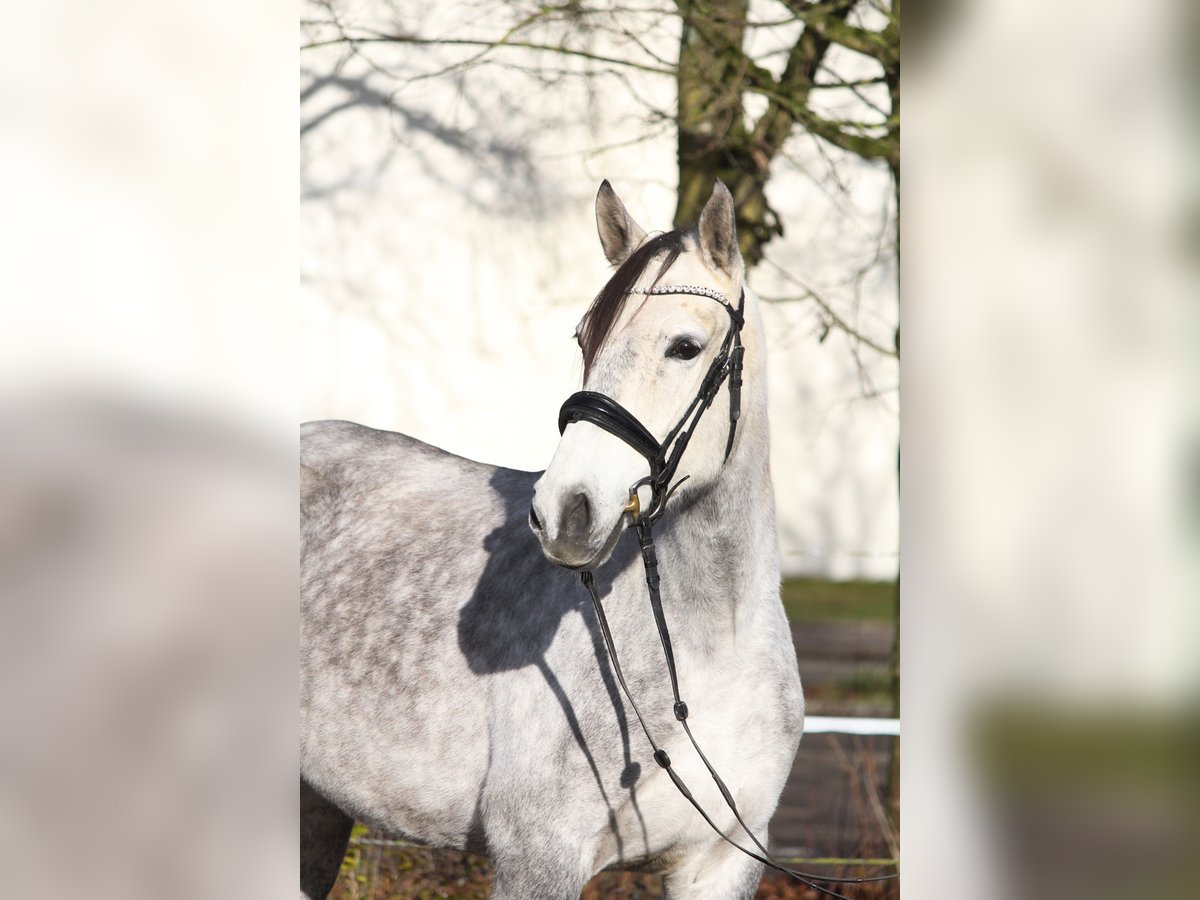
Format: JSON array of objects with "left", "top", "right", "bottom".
[{"left": 456, "top": 469, "right": 646, "bottom": 858}]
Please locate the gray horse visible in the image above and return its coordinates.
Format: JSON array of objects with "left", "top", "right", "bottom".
[{"left": 301, "top": 181, "right": 804, "bottom": 899}]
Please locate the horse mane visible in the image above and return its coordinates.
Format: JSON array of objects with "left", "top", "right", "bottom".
[{"left": 577, "top": 228, "right": 689, "bottom": 376}]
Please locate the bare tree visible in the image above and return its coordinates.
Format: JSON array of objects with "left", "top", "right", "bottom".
[
  {"left": 302, "top": 0, "right": 897, "bottom": 273},
  {"left": 674, "top": 0, "right": 897, "bottom": 267}
]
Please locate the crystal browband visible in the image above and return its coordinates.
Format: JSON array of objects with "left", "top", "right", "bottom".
[{"left": 628, "top": 284, "right": 732, "bottom": 306}]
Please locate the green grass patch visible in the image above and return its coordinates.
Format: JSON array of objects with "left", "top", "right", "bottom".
[
  {"left": 781, "top": 577, "right": 897, "bottom": 623},
  {"left": 802, "top": 668, "right": 897, "bottom": 708}
]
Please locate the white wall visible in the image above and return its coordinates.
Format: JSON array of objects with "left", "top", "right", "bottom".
[{"left": 300, "top": 5, "right": 897, "bottom": 578}]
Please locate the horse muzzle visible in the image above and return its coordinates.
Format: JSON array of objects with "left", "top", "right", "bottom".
[{"left": 528, "top": 481, "right": 625, "bottom": 570}]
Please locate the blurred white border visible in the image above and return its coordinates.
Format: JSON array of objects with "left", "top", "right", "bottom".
[
  {"left": 0, "top": 3, "right": 298, "bottom": 898},
  {"left": 903, "top": 1, "right": 1195, "bottom": 897},
  {"left": 0, "top": 0, "right": 297, "bottom": 432}
]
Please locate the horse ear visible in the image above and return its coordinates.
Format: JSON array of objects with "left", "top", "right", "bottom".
[
  {"left": 698, "top": 180, "right": 743, "bottom": 278},
  {"left": 595, "top": 180, "right": 647, "bottom": 267}
]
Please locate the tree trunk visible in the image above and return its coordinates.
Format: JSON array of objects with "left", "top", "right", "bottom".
[
  {"left": 673, "top": 0, "right": 778, "bottom": 265},
  {"left": 673, "top": 1, "right": 865, "bottom": 268},
  {"left": 884, "top": 0, "right": 900, "bottom": 844}
]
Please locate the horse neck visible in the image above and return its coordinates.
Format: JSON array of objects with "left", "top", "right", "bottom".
[{"left": 687, "top": 293, "right": 774, "bottom": 546}]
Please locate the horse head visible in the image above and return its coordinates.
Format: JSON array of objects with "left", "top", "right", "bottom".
[{"left": 530, "top": 179, "right": 751, "bottom": 570}]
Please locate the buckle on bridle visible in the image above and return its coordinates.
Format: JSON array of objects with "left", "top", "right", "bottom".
[
  {"left": 624, "top": 475, "right": 656, "bottom": 522},
  {"left": 626, "top": 473, "right": 689, "bottom": 525},
  {"left": 623, "top": 489, "right": 641, "bottom": 521}
]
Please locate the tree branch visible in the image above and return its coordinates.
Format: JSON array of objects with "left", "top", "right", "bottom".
[
  {"left": 760, "top": 257, "right": 898, "bottom": 358},
  {"left": 780, "top": 0, "right": 898, "bottom": 64},
  {"left": 301, "top": 33, "right": 675, "bottom": 78}
]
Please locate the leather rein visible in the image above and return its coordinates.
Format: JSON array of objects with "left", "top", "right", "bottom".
[{"left": 557, "top": 284, "right": 896, "bottom": 897}]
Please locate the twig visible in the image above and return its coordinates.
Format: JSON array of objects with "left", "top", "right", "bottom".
[{"left": 759, "top": 258, "right": 897, "bottom": 358}]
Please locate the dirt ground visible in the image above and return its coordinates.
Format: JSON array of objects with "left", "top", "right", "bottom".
[{"left": 330, "top": 840, "right": 898, "bottom": 899}]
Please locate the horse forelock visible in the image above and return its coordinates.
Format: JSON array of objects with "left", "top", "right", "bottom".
[{"left": 577, "top": 229, "right": 689, "bottom": 377}]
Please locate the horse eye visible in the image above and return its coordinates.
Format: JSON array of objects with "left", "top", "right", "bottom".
[{"left": 667, "top": 338, "right": 701, "bottom": 361}]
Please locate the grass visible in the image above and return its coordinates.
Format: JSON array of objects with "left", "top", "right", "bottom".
[
  {"left": 780, "top": 577, "right": 897, "bottom": 624},
  {"left": 803, "top": 669, "right": 896, "bottom": 709}
]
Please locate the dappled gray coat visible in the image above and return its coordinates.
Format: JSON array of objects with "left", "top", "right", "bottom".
[{"left": 301, "top": 182, "right": 804, "bottom": 900}]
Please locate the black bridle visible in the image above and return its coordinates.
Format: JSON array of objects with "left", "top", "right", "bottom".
[
  {"left": 557, "top": 284, "right": 897, "bottom": 897},
  {"left": 558, "top": 284, "right": 745, "bottom": 524}
]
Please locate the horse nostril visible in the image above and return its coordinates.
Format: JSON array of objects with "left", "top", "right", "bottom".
[
  {"left": 528, "top": 503, "right": 543, "bottom": 533},
  {"left": 565, "top": 491, "right": 591, "bottom": 534}
]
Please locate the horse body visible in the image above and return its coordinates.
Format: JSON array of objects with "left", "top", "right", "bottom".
[{"left": 301, "top": 182, "right": 804, "bottom": 899}]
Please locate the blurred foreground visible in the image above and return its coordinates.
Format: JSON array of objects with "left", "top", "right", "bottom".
[{"left": 0, "top": 396, "right": 297, "bottom": 899}]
